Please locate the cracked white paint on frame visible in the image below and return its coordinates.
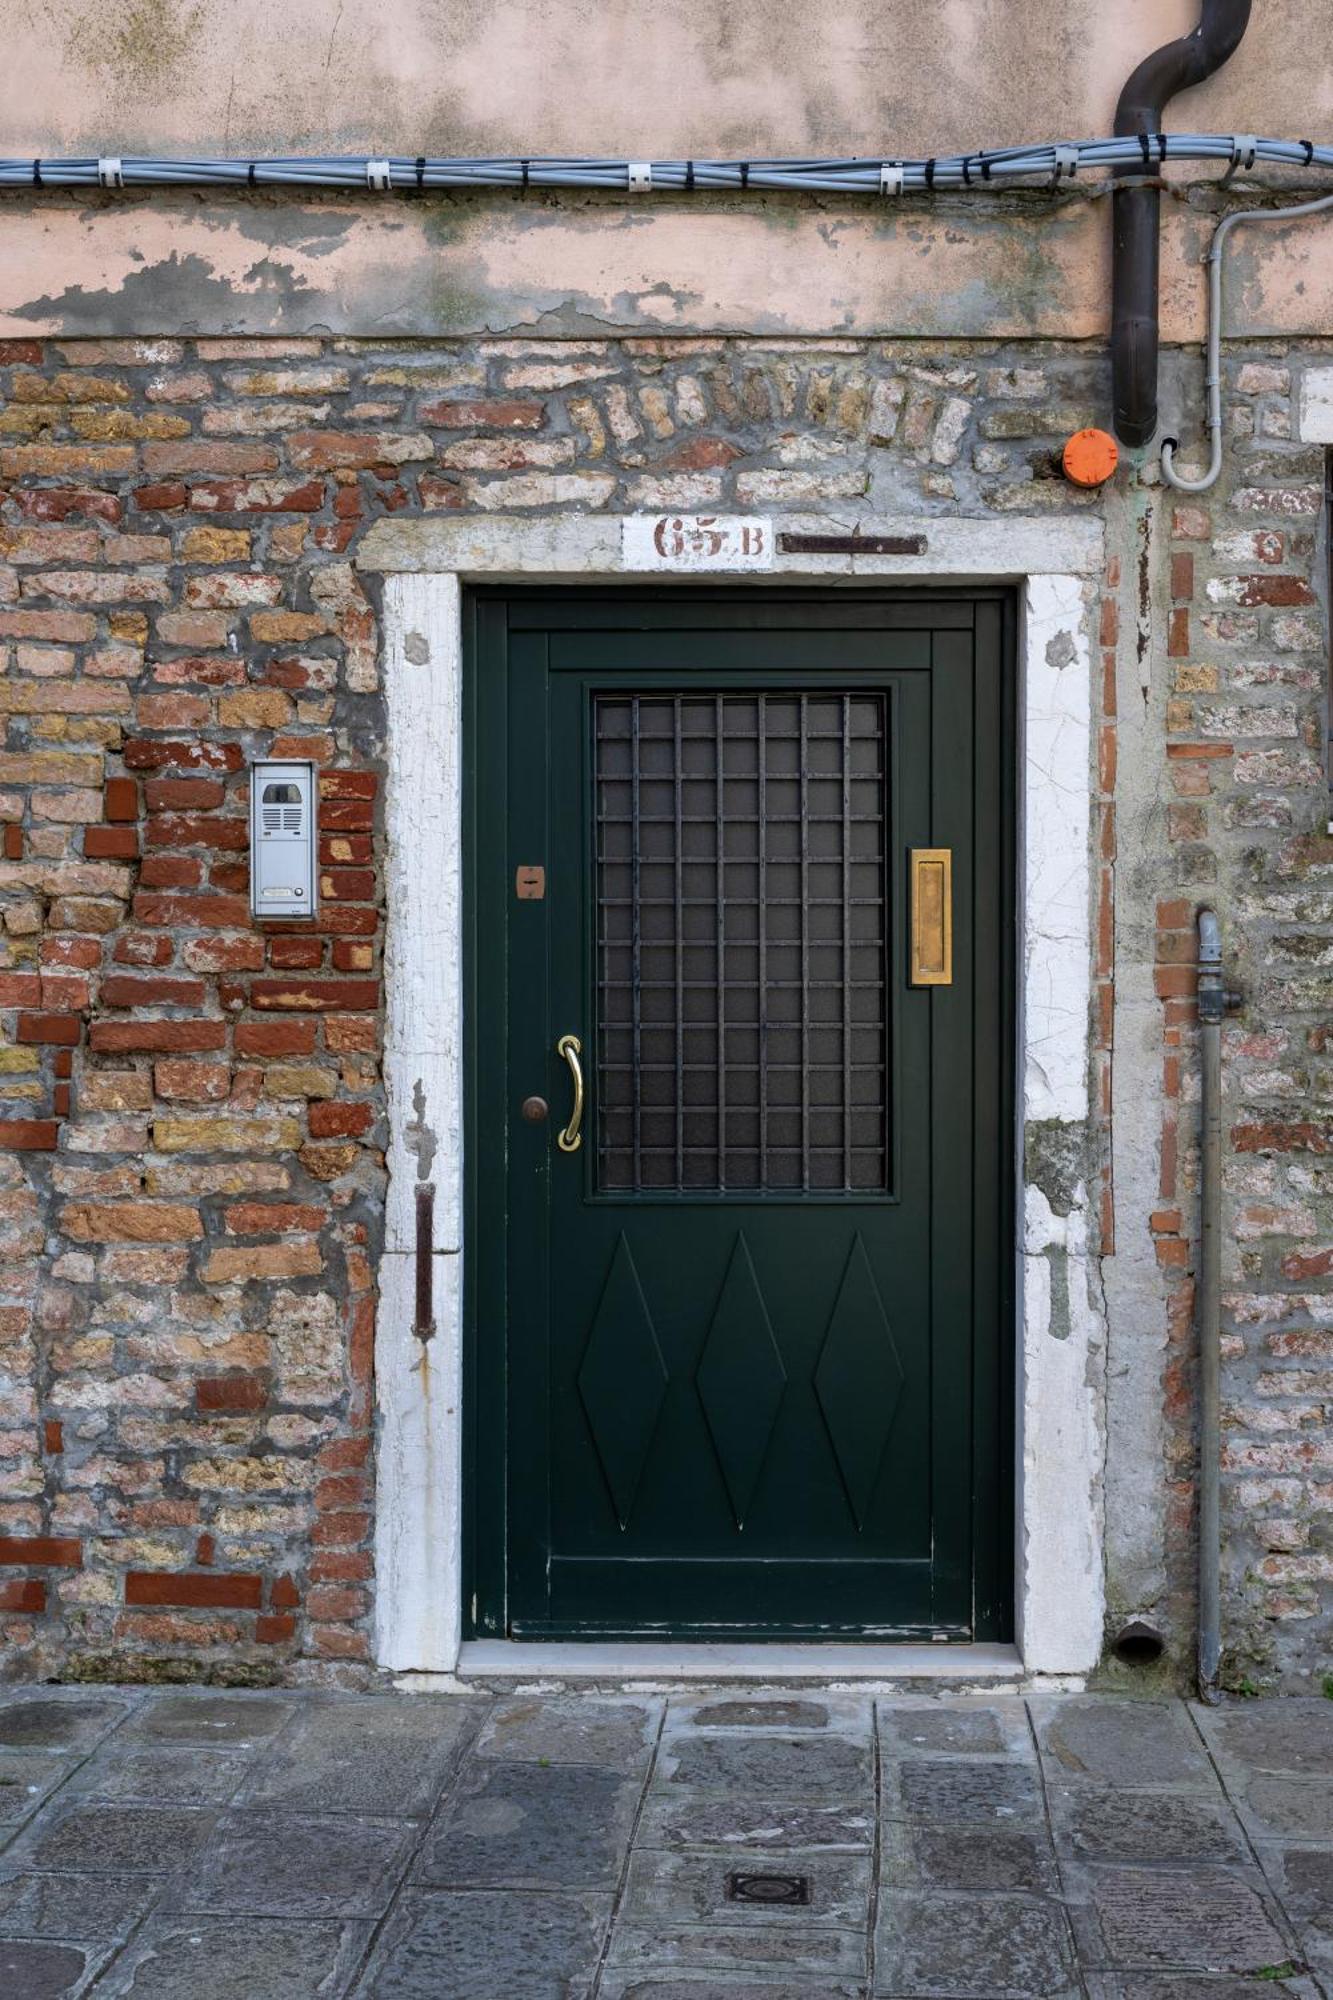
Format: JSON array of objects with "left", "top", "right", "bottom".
[
  {"left": 1017, "top": 571, "right": 1105, "bottom": 1678},
  {"left": 371, "top": 525, "right": 1105, "bottom": 1678},
  {"left": 375, "top": 572, "right": 464, "bottom": 1675},
  {"left": 1023, "top": 573, "right": 1093, "bottom": 1126}
]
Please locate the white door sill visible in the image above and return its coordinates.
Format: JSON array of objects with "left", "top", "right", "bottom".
[{"left": 413, "top": 1640, "right": 1068, "bottom": 1691}]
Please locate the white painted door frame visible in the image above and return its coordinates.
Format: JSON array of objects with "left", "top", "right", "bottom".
[{"left": 357, "top": 513, "right": 1108, "bottom": 1681}]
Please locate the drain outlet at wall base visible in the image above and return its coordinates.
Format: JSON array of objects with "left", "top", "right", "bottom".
[{"left": 1111, "top": 1620, "right": 1167, "bottom": 1667}]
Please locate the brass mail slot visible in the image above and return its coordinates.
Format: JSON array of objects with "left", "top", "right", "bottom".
[{"left": 910, "top": 848, "right": 953, "bottom": 987}]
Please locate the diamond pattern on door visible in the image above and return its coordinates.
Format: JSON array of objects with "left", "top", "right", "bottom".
[
  {"left": 577, "top": 1234, "right": 668, "bottom": 1529},
  {"left": 814, "top": 1234, "right": 905, "bottom": 1529},
  {"left": 696, "top": 1234, "right": 787, "bottom": 1528}
]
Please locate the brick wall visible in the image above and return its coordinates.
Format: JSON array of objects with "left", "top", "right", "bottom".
[
  {"left": 1150, "top": 363, "right": 1333, "bottom": 1685},
  {"left": 0, "top": 331, "right": 1327, "bottom": 1686}
]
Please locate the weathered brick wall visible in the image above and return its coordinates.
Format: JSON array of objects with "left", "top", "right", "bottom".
[
  {"left": 0, "top": 330, "right": 1327, "bottom": 1687},
  {"left": 1146, "top": 355, "right": 1333, "bottom": 1689}
]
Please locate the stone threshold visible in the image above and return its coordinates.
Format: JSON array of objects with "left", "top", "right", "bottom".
[{"left": 398, "top": 1639, "right": 1084, "bottom": 1693}]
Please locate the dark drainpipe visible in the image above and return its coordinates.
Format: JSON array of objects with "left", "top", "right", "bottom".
[{"left": 1112, "top": 0, "right": 1253, "bottom": 447}]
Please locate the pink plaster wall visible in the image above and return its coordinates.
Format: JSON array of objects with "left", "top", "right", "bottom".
[
  {"left": 4, "top": 0, "right": 1333, "bottom": 158},
  {"left": 1, "top": 3, "right": 1332, "bottom": 341}
]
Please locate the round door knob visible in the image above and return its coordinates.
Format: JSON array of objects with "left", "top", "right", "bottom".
[{"left": 520, "top": 1095, "right": 549, "bottom": 1123}]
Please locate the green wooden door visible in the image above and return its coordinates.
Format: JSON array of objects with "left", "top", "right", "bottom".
[{"left": 466, "top": 590, "right": 1014, "bottom": 1641}]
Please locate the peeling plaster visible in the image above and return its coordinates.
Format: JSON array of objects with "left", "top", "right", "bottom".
[
  {"left": 5, "top": 192, "right": 1333, "bottom": 340},
  {"left": 404, "top": 1078, "right": 438, "bottom": 1183}
]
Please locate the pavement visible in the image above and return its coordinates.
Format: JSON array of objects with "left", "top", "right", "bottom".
[{"left": 0, "top": 1685, "right": 1330, "bottom": 1998}]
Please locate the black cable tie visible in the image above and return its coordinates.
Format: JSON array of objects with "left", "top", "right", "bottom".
[
  {"left": 1158, "top": 133, "right": 1167, "bottom": 162},
  {"left": 980, "top": 157, "right": 992, "bottom": 181},
  {"left": 925, "top": 157, "right": 936, "bottom": 188},
  {"left": 247, "top": 162, "right": 257, "bottom": 186},
  {"left": 962, "top": 156, "right": 972, "bottom": 186},
  {"left": 31, "top": 159, "right": 41, "bottom": 187},
  {"left": 415, "top": 156, "right": 426, "bottom": 189},
  {"left": 740, "top": 162, "right": 749, "bottom": 188},
  {"left": 685, "top": 160, "right": 695, "bottom": 190},
  {"left": 520, "top": 158, "right": 529, "bottom": 189},
  {"left": 1303, "top": 140, "right": 1315, "bottom": 165},
  {"left": 1139, "top": 133, "right": 1151, "bottom": 167}
]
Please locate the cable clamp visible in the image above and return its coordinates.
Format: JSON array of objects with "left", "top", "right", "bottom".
[
  {"left": 366, "top": 159, "right": 392, "bottom": 191},
  {"left": 879, "top": 165, "right": 903, "bottom": 196},
  {"left": 97, "top": 157, "right": 124, "bottom": 189},
  {"left": 628, "top": 161, "right": 652, "bottom": 192},
  {"left": 1051, "top": 144, "right": 1078, "bottom": 184},
  {"left": 1221, "top": 134, "right": 1257, "bottom": 184}
]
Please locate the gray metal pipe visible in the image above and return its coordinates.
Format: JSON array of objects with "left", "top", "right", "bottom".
[
  {"left": 1162, "top": 190, "right": 1333, "bottom": 492},
  {"left": 1195, "top": 908, "right": 1224, "bottom": 1700}
]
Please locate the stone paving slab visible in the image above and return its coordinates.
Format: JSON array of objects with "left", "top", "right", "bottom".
[
  {"left": 354, "top": 1887, "right": 612, "bottom": 1998},
  {"left": 0, "top": 1685, "right": 1327, "bottom": 1997},
  {"left": 1192, "top": 1702, "right": 1333, "bottom": 1779},
  {"left": 0, "top": 1750, "right": 76, "bottom": 1835},
  {"left": 170, "top": 1809, "right": 416, "bottom": 1918},
  {"left": 883, "top": 1755, "right": 1045, "bottom": 1826},
  {"left": 1075, "top": 1862, "right": 1294, "bottom": 1975},
  {"left": 871, "top": 1887, "right": 1079, "bottom": 1997},
  {"left": 418, "top": 1757, "right": 643, "bottom": 1889},
  {"left": 600, "top": 1978, "right": 865, "bottom": 1999},
  {"left": 6, "top": 1801, "right": 218, "bottom": 1877},
  {"left": 1045, "top": 1784, "right": 1249, "bottom": 1865},
  {"left": 637, "top": 1796, "right": 875, "bottom": 1853},
  {"left": 0, "top": 1868, "right": 159, "bottom": 1943},
  {"left": 1030, "top": 1699, "right": 1218, "bottom": 1791},
  {"left": 1084, "top": 1977, "right": 1325, "bottom": 1999},
  {"left": 658, "top": 1731, "right": 873, "bottom": 1800},
  {"left": 0, "top": 1934, "right": 113, "bottom": 2000},
  {"left": 111, "top": 1692, "right": 297, "bottom": 1748},
  {"left": 235, "top": 1693, "right": 485, "bottom": 1818},
  {"left": 95, "top": 1916, "right": 373, "bottom": 2000},
  {"left": 666, "top": 1696, "right": 872, "bottom": 1738},
  {"left": 877, "top": 1697, "right": 1033, "bottom": 1763},
  {"left": 1230, "top": 1774, "right": 1333, "bottom": 1844},
  {"left": 881, "top": 1814, "right": 1061, "bottom": 1894},
  {"left": 474, "top": 1695, "right": 660, "bottom": 1766},
  {"left": 60, "top": 1744, "right": 251, "bottom": 1808},
  {"left": 604, "top": 1917, "right": 870, "bottom": 1981}
]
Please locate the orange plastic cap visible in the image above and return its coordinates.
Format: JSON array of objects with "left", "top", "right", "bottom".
[{"left": 1062, "top": 428, "right": 1119, "bottom": 488}]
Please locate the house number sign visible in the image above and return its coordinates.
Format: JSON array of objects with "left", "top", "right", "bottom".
[{"left": 622, "top": 514, "right": 774, "bottom": 571}]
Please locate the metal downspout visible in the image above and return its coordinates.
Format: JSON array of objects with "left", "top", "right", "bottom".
[
  {"left": 1195, "top": 909, "right": 1224, "bottom": 1699},
  {"left": 1111, "top": 0, "right": 1253, "bottom": 447}
]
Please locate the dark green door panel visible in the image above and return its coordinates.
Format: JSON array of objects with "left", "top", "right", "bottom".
[{"left": 464, "top": 590, "right": 1015, "bottom": 1643}]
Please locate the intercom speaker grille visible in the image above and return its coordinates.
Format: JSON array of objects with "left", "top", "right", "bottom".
[{"left": 261, "top": 781, "right": 305, "bottom": 835}]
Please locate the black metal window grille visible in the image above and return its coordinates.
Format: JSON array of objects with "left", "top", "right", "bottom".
[{"left": 595, "top": 691, "right": 889, "bottom": 1193}]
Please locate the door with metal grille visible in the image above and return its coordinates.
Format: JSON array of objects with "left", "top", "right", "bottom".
[{"left": 467, "top": 591, "right": 1014, "bottom": 1641}]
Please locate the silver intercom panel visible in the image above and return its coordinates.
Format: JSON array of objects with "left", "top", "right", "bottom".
[{"left": 249, "top": 759, "right": 318, "bottom": 919}]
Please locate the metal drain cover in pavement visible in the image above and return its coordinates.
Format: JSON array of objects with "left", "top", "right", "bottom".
[{"left": 726, "top": 1871, "right": 811, "bottom": 1907}]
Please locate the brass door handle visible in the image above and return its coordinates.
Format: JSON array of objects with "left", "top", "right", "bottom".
[{"left": 556, "top": 1034, "right": 584, "bottom": 1152}]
